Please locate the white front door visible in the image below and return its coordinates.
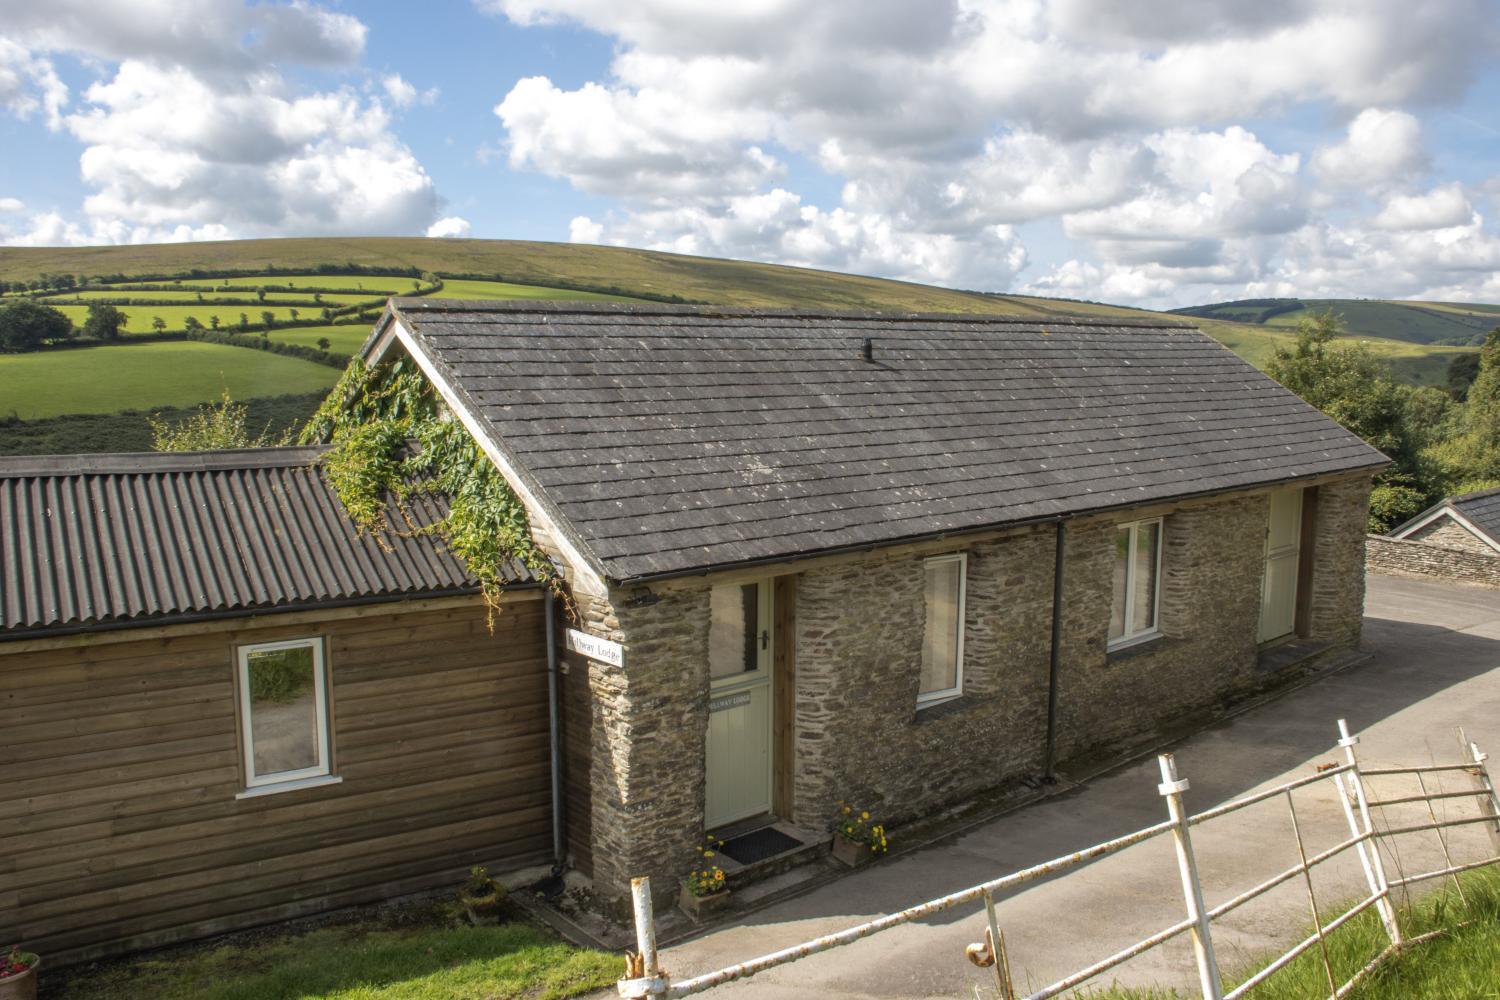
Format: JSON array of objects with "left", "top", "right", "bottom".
[
  {"left": 705, "top": 579, "right": 773, "bottom": 828},
  {"left": 1258, "top": 488, "right": 1303, "bottom": 643}
]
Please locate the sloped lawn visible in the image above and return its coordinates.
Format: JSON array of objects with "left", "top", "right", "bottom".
[{"left": 51, "top": 916, "right": 619, "bottom": 1000}]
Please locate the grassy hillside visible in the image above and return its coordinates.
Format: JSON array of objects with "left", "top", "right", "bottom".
[
  {"left": 0, "top": 238, "right": 1482, "bottom": 456},
  {"left": 1174, "top": 297, "right": 1500, "bottom": 347}
]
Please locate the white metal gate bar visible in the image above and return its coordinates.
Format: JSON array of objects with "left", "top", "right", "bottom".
[{"left": 617, "top": 720, "right": 1500, "bottom": 1000}]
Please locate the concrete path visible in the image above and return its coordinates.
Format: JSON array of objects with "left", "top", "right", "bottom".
[{"left": 655, "top": 576, "right": 1500, "bottom": 998}]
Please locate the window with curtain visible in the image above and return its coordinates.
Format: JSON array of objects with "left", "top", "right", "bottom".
[
  {"left": 919, "top": 553, "right": 966, "bottom": 705},
  {"left": 1109, "top": 518, "right": 1162, "bottom": 647}
]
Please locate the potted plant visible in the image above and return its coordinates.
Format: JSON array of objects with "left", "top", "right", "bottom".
[
  {"left": 0, "top": 946, "right": 39, "bottom": 1000},
  {"left": 831, "top": 803, "right": 889, "bottom": 868},
  {"left": 458, "top": 865, "right": 506, "bottom": 925},
  {"left": 678, "top": 838, "right": 729, "bottom": 921}
]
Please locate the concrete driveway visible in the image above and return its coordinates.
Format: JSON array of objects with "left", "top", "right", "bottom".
[{"left": 654, "top": 576, "right": 1500, "bottom": 998}]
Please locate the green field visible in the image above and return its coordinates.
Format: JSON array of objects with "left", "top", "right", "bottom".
[
  {"left": 0, "top": 342, "right": 338, "bottom": 419},
  {"left": 434, "top": 278, "right": 646, "bottom": 302},
  {"left": 45, "top": 288, "right": 380, "bottom": 306},
  {"left": 50, "top": 303, "right": 347, "bottom": 332},
  {"left": 266, "top": 323, "right": 372, "bottom": 354},
  {"left": 1178, "top": 297, "right": 1499, "bottom": 347}
]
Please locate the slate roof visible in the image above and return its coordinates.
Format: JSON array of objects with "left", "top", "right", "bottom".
[
  {"left": 381, "top": 300, "right": 1389, "bottom": 583},
  {"left": 1393, "top": 486, "right": 1500, "bottom": 546},
  {"left": 0, "top": 446, "right": 533, "bottom": 638}
]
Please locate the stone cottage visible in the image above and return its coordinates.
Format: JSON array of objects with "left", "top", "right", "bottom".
[
  {"left": 1389, "top": 486, "right": 1500, "bottom": 555},
  {"left": 357, "top": 299, "right": 1387, "bottom": 904}
]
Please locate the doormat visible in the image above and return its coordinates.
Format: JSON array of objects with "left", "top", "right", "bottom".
[{"left": 718, "top": 827, "right": 804, "bottom": 865}]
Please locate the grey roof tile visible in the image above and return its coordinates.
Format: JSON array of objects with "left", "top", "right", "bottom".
[
  {"left": 0, "top": 446, "right": 532, "bottom": 637},
  {"left": 386, "top": 301, "right": 1388, "bottom": 581}
]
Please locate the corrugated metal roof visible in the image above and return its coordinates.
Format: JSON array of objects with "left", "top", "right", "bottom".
[
  {"left": 382, "top": 300, "right": 1389, "bottom": 582},
  {"left": 0, "top": 446, "right": 533, "bottom": 637}
]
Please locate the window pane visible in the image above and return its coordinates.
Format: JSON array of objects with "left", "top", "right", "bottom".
[
  {"left": 1132, "top": 521, "right": 1160, "bottom": 633},
  {"left": 709, "top": 583, "right": 759, "bottom": 679},
  {"left": 1109, "top": 527, "right": 1129, "bottom": 640},
  {"left": 247, "top": 645, "right": 319, "bottom": 778},
  {"left": 920, "top": 560, "right": 961, "bottom": 695}
]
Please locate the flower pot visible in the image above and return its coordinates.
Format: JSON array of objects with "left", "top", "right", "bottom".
[
  {"left": 678, "top": 883, "right": 730, "bottom": 922},
  {"left": 461, "top": 891, "right": 505, "bottom": 926},
  {"left": 0, "top": 954, "right": 39, "bottom": 1000},
  {"left": 832, "top": 836, "right": 874, "bottom": 868}
]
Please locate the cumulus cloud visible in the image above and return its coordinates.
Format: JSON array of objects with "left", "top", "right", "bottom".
[
  {"left": 0, "top": 38, "right": 66, "bottom": 127},
  {"left": 0, "top": 196, "right": 23, "bottom": 213},
  {"left": 0, "top": 1, "right": 449, "bottom": 245},
  {"left": 426, "top": 215, "right": 472, "bottom": 238},
  {"left": 1373, "top": 183, "right": 1475, "bottom": 231},
  {"left": 383, "top": 73, "right": 438, "bottom": 108},
  {"left": 485, "top": 0, "right": 1499, "bottom": 302},
  {"left": 1311, "top": 108, "right": 1429, "bottom": 188}
]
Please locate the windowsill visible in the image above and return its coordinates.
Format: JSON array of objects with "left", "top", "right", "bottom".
[
  {"left": 236, "top": 774, "right": 342, "bottom": 800},
  {"left": 1106, "top": 631, "right": 1165, "bottom": 661},
  {"left": 914, "top": 692, "right": 971, "bottom": 721}
]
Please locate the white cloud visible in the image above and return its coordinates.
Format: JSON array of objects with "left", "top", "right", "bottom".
[
  {"left": 0, "top": 38, "right": 66, "bottom": 127},
  {"left": 1311, "top": 108, "right": 1429, "bottom": 188},
  {"left": 0, "top": 196, "right": 23, "bottom": 213},
  {"left": 1373, "top": 182, "right": 1475, "bottom": 231},
  {"left": 383, "top": 73, "right": 438, "bottom": 108},
  {"left": 0, "top": 2, "right": 449, "bottom": 245},
  {"left": 486, "top": 0, "right": 1498, "bottom": 301},
  {"left": 426, "top": 215, "right": 471, "bottom": 238}
]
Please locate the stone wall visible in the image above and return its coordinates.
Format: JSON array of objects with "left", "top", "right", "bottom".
[
  {"left": 1366, "top": 534, "right": 1500, "bottom": 589},
  {"left": 791, "top": 525, "right": 1055, "bottom": 828},
  {"left": 1406, "top": 515, "right": 1498, "bottom": 556},
  {"left": 1052, "top": 492, "right": 1269, "bottom": 761},
  {"left": 1304, "top": 477, "right": 1374, "bottom": 647}
]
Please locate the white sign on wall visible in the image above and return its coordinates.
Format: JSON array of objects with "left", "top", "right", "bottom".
[{"left": 564, "top": 628, "right": 625, "bottom": 668}]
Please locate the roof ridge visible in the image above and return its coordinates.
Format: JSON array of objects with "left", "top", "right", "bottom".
[
  {"left": 0, "top": 445, "right": 330, "bottom": 479},
  {"left": 388, "top": 297, "right": 1196, "bottom": 330}
]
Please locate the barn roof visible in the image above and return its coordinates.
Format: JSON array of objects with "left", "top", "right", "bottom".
[
  {"left": 0, "top": 446, "right": 533, "bottom": 638},
  {"left": 1391, "top": 485, "right": 1500, "bottom": 550},
  {"left": 376, "top": 300, "right": 1388, "bottom": 583}
]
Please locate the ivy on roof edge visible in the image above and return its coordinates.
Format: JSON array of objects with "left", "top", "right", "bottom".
[{"left": 300, "top": 356, "right": 560, "bottom": 619}]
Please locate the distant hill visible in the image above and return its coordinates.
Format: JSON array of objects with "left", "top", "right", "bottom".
[
  {"left": 0, "top": 239, "right": 1480, "bottom": 407},
  {"left": 1171, "top": 297, "right": 1500, "bottom": 347}
]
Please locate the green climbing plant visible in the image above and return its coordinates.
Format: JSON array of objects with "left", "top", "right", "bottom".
[{"left": 301, "top": 357, "right": 558, "bottom": 611}]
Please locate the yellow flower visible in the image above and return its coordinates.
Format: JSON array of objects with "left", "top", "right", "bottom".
[
  {"left": 704, "top": 851, "right": 715, "bottom": 859},
  {"left": 842, "top": 806, "right": 852, "bottom": 815},
  {"left": 860, "top": 811, "right": 870, "bottom": 820}
]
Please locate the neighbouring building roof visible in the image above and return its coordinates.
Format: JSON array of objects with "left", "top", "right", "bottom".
[
  {"left": 0, "top": 446, "right": 533, "bottom": 638},
  {"left": 374, "top": 300, "right": 1388, "bottom": 583},
  {"left": 1391, "top": 486, "right": 1500, "bottom": 551}
]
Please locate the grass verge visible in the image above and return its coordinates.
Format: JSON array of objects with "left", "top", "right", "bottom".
[
  {"left": 48, "top": 910, "right": 621, "bottom": 1000},
  {"left": 1082, "top": 867, "right": 1500, "bottom": 999}
]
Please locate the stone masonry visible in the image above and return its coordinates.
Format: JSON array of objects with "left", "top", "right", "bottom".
[
  {"left": 1367, "top": 534, "right": 1500, "bottom": 589},
  {"left": 1407, "top": 514, "right": 1498, "bottom": 556},
  {"left": 559, "top": 473, "right": 1376, "bottom": 903}
]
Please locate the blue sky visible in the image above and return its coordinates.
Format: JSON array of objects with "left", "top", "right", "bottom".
[{"left": 1, "top": 1, "right": 1498, "bottom": 309}]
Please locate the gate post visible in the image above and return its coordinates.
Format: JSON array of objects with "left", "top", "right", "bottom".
[
  {"left": 1334, "top": 719, "right": 1402, "bottom": 946},
  {"left": 1157, "top": 753, "right": 1224, "bottom": 1000},
  {"left": 618, "top": 877, "right": 669, "bottom": 999}
]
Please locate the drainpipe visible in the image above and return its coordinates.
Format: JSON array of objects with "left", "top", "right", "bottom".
[
  {"left": 1043, "top": 520, "right": 1066, "bottom": 782},
  {"left": 545, "top": 589, "right": 567, "bottom": 875}
]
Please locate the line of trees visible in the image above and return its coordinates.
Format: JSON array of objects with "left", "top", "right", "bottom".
[{"left": 1266, "top": 311, "right": 1499, "bottom": 531}]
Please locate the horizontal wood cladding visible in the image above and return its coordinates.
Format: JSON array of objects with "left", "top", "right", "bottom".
[{"left": 1, "top": 597, "right": 552, "bottom": 965}]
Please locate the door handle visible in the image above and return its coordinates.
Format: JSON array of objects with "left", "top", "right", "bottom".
[{"left": 761, "top": 629, "right": 769, "bottom": 651}]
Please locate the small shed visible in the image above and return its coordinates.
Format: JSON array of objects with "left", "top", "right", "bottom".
[{"left": 1390, "top": 486, "right": 1500, "bottom": 555}]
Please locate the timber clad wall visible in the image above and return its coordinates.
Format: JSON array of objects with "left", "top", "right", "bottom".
[{"left": 0, "top": 596, "right": 551, "bottom": 965}]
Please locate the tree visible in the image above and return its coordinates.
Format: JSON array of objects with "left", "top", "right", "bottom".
[
  {"left": 183, "top": 315, "right": 204, "bottom": 332},
  {"left": 82, "top": 303, "right": 128, "bottom": 341},
  {"left": 0, "top": 300, "right": 73, "bottom": 351},
  {"left": 150, "top": 389, "right": 289, "bottom": 451},
  {"left": 238, "top": 312, "right": 249, "bottom": 331},
  {"left": 316, "top": 337, "right": 331, "bottom": 351},
  {"left": 1266, "top": 311, "right": 1411, "bottom": 462},
  {"left": 256, "top": 287, "right": 267, "bottom": 302},
  {"left": 209, "top": 315, "right": 220, "bottom": 330},
  {"left": 289, "top": 308, "right": 299, "bottom": 321},
  {"left": 1429, "top": 328, "right": 1500, "bottom": 485},
  {"left": 1447, "top": 352, "right": 1481, "bottom": 400},
  {"left": 151, "top": 316, "right": 167, "bottom": 334},
  {"left": 260, "top": 310, "right": 275, "bottom": 328},
  {"left": 321, "top": 307, "right": 332, "bottom": 322}
]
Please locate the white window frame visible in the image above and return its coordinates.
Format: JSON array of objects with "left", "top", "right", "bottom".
[
  {"left": 1109, "top": 518, "right": 1164, "bottom": 650},
  {"left": 235, "top": 637, "right": 337, "bottom": 798},
  {"left": 917, "top": 552, "right": 967, "bottom": 708}
]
